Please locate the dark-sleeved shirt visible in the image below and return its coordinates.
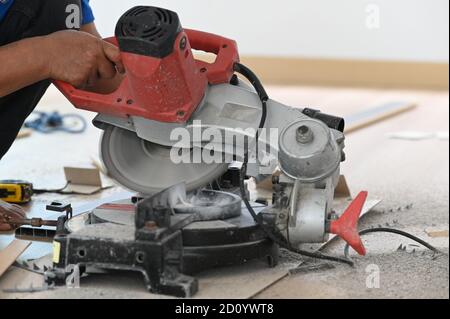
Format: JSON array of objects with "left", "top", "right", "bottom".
[{"left": 0, "top": 0, "right": 94, "bottom": 25}]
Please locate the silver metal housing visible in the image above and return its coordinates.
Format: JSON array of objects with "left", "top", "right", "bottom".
[
  {"left": 278, "top": 118, "right": 341, "bottom": 183},
  {"left": 94, "top": 82, "right": 346, "bottom": 246}
]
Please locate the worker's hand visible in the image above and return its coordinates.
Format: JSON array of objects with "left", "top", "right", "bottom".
[
  {"left": 0, "top": 200, "right": 26, "bottom": 232},
  {"left": 42, "top": 30, "right": 125, "bottom": 89}
]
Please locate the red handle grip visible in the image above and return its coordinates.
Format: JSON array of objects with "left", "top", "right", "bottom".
[
  {"left": 53, "top": 30, "right": 239, "bottom": 117},
  {"left": 185, "top": 29, "right": 239, "bottom": 84},
  {"left": 53, "top": 36, "right": 125, "bottom": 114}
]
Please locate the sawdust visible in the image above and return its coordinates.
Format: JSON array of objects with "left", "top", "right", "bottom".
[
  {"left": 255, "top": 248, "right": 449, "bottom": 299},
  {"left": 73, "top": 223, "right": 134, "bottom": 241}
]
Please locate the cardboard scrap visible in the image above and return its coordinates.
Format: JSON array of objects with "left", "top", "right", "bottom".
[
  {"left": 425, "top": 229, "right": 449, "bottom": 238},
  {"left": 255, "top": 174, "right": 352, "bottom": 199},
  {"left": 63, "top": 167, "right": 112, "bottom": 195},
  {"left": 0, "top": 240, "right": 31, "bottom": 278},
  {"left": 334, "top": 175, "right": 351, "bottom": 198},
  {"left": 195, "top": 260, "right": 291, "bottom": 299},
  {"left": 254, "top": 172, "right": 278, "bottom": 192}
]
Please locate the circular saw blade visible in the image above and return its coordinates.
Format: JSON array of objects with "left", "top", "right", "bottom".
[{"left": 100, "top": 126, "right": 228, "bottom": 194}]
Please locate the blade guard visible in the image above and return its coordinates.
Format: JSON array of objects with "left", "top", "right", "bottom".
[{"left": 330, "top": 191, "right": 368, "bottom": 255}]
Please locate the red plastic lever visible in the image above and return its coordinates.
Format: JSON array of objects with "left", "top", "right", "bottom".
[{"left": 330, "top": 191, "right": 368, "bottom": 255}]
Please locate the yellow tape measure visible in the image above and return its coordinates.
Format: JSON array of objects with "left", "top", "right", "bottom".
[{"left": 0, "top": 180, "right": 33, "bottom": 204}]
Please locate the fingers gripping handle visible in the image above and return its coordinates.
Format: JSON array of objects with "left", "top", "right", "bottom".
[
  {"left": 330, "top": 191, "right": 368, "bottom": 255},
  {"left": 53, "top": 37, "right": 124, "bottom": 110}
]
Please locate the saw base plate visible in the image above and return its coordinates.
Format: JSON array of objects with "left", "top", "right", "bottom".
[{"left": 49, "top": 191, "right": 278, "bottom": 297}]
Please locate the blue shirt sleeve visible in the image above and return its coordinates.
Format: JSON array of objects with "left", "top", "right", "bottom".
[
  {"left": 81, "top": 0, "right": 95, "bottom": 25},
  {"left": 0, "top": 0, "right": 15, "bottom": 23}
]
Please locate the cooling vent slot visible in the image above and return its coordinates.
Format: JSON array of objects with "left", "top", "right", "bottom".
[
  {"left": 117, "top": 6, "right": 177, "bottom": 42},
  {"left": 115, "top": 6, "right": 181, "bottom": 58}
]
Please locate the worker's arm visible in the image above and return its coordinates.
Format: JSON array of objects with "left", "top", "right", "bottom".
[
  {"left": 0, "top": 30, "right": 125, "bottom": 98},
  {"left": 0, "top": 37, "right": 51, "bottom": 97},
  {"left": 81, "top": 22, "right": 102, "bottom": 38}
]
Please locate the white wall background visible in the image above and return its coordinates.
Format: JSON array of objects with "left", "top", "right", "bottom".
[{"left": 90, "top": 0, "right": 449, "bottom": 62}]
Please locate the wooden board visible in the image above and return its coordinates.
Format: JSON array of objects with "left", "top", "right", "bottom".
[
  {"left": 239, "top": 56, "right": 448, "bottom": 90},
  {"left": 345, "top": 101, "right": 417, "bottom": 134},
  {"left": 0, "top": 240, "right": 31, "bottom": 277}
]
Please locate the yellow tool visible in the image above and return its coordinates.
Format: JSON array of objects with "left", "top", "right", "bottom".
[{"left": 0, "top": 180, "right": 33, "bottom": 204}]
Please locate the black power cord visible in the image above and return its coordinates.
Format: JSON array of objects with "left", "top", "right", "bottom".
[
  {"left": 233, "top": 63, "right": 268, "bottom": 130},
  {"left": 344, "top": 227, "right": 442, "bottom": 261},
  {"left": 32, "top": 182, "right": 70, "bottom": 194},
  {"left": 33, "top": 181, "right": 108, "bottom": 195},
  {"left": 233, "top": 62, "right": 353, "bottom": 266}
]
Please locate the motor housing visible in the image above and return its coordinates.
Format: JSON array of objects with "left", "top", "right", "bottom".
[{"left": 114, "top": 6, "right": 207, "bottom": 123}]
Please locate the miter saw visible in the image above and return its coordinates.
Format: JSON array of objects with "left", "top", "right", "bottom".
[{"left": 44, "top": 6, "right": 368, "bottom": 297}]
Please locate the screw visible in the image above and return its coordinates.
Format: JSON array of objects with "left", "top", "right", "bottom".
[
  {"left": 328, "top": 212, "right": 339, "bottom": 220},
  {"left": 296, "top": 125, "right": 314, "bottom": 144},
  {"left": 176, "top": 110, "right": 185, "bottom": 117},
  {"left": 179, "top": 36, "right": 187, "bottom": 50}
]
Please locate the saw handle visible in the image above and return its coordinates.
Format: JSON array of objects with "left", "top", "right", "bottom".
[
  {"left": 184, "top": 29, "right": 239, "bottom": 84},
  {"left": 53, "top": 30, "right": 239, "bottom": 109},
  {"left": 53, "top": 37, "right": 126, "bottom": 112}
]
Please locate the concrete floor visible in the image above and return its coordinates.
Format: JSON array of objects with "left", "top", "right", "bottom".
[{"left": 0, "top": 85, "right": 448, "bottom": 298}]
